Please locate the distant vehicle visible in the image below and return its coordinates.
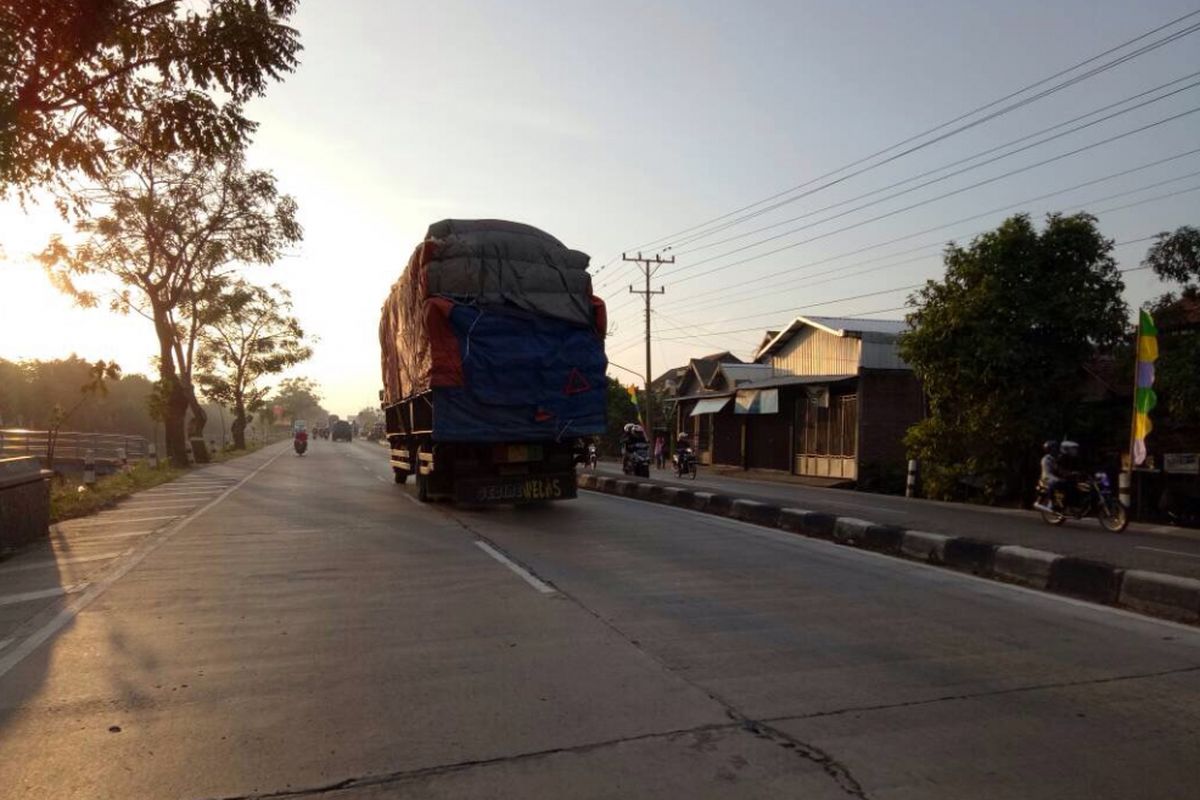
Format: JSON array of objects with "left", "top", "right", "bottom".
[
  {"left": 332, "top": 420, "right": 353, "bottom": 442},
  {"left": 379, "top": 219, "right": 606, "bottom": 503},
  {"left": 367, "top": 422, "right": 385, "bottom": 442}
]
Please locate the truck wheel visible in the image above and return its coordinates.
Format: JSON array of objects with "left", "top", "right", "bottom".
[
  {"left": 416, "top": 472, "right": 430, "bottom": 502},
  {"left": 393, "top": 468, "right": 408, "bottom": 485}
]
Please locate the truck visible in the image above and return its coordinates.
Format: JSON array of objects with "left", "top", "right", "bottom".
[{"left": 379, "top": 219, "right": 608, "bottom": 503}]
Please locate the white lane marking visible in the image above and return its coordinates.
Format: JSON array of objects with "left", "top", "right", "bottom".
[
  {"left": 0, "top": 447, "right": 287, "bottom": 681},
  {"left": 474, "top": 541, "right": 557, "bottom": 595},
  {"left": 589, "top": 492, "right": 1200, "bottom": 638},
  {"left": 62, "top": 530, "right": 158, "bottom": 542},
  {"left": 375, "top": 476, "right": 388, "bottom": 483},
  {"left": 0, "top": 638, "right": 12, "bottom": 652},
  {"left": 113, "top": 502, "right": 201, "bottom": 511},
  {"left": 61, "top": 515, "right": 180, "bottom": 527},
  {"left": 0, "top": 585, "right": 82, "bottom": 606},
  {"left": 0, "top": 552, "right": 127, "bottom": 574},
  {"left": 1135, "top": 546, "right": 1200, "bottom": 561}
]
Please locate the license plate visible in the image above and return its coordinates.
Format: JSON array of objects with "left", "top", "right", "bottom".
[
  {"left": 495, "top": 444, "right": 544, "bottom": 463},
  {"left": 456, "top": 474, "right": 576, "bottom": 503}
]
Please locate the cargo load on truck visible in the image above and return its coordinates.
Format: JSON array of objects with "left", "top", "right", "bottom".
[{"left": 379, "top": 219, "right": 607, "bottom": 503}]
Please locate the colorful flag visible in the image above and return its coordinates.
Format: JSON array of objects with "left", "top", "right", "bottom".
[{"left": 1132, "top": 309, "right": 1158, "bottom": 466}]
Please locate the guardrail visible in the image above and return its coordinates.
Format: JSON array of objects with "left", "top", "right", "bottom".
[{"left": 0, "top": 429, "right": 150, "bottom": 463}]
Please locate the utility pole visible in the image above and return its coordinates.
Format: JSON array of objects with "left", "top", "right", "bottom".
[{"left": 624, "top": 251, "right": 672, "bottom": 435}]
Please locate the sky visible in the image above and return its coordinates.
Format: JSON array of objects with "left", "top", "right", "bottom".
[{"left": 2, "top": 0, "right": 1199, "bottom": 415}]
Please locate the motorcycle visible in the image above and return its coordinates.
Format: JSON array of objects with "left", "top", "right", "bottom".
[
  {"left": 293, "top": 434, "right": 308, "bottom": 456},
  {"left": 674, "top": 447, "right": 698, "bottom": 480},
  {"left": 587, "top": 443, "right": 598, "bottom": 470},
  {"left": 1034, "top": 472, "right": 1127, "bottom": 532},
  {"left": 622, "top": 441, "right": 651, "bottom": 478}
]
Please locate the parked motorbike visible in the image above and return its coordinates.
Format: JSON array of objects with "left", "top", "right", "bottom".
[
  {"left": 674, "top": 447, "right": 698, "bottom": 479},
  {"left": 1034, "top": 472, "right": 1127, "bottom": 532},
  {"left": 622, "top": 441, "right": 651, "bottom": 478}
]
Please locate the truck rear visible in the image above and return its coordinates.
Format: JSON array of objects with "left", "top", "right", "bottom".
[{"left": 379, "top": 219, "right": 607, "bottom": 503}]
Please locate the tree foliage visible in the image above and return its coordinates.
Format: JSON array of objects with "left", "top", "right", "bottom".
[
  {"left": 197, "top": 281, "right": 310, "bottom": 448},
  {"left": 37, "top": 149, "right": 302, "bottom": 465},
  {"left": 899, "top": 213, "right": 1128, "bottom": 501},
  {"left": 0, "top": 0, "right": 301, "bottom": 204},
  {"left": 603, "top": 377, "right": 637, "bottom": 454},
  {"left": 1144, "top": 225, "right": 1200, "bottom": 425},
  {"left": 268, "top": 376, "right": 325, "bottom": 427}
]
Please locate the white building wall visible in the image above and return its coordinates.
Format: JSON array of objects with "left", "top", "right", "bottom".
[{"left": 860, "top": 333, "right": 909, "bottom": 370}]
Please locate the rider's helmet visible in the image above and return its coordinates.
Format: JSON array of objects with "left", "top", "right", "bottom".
[
  {"left": 677, "top": 431, "right": 690, "bottom": 441},
  {"left": 1043, "top": 440, "right": 1059, "bottom": 456},
  {"left": 1060, "top": 440, "right": 1080, "bottom": 458}
]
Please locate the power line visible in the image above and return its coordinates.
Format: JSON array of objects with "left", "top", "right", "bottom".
[
  {"left": 609, "top": 9, "right": 1200, "bottom": 256},
  {"left": 671, "top": 72, "right": 1200, "bottom": 258},
  {"left": 658, "top": 106, "right": 1200, "bottom": 289},
  {"left": 661, "top": 159, "right": 1200, "bottom": 316}
]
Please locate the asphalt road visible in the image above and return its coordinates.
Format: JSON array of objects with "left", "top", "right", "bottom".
[
  {"left": 1, "top": 439, "right": 1198, "bottom": 799},
  {"left": 593, "top": 461, "right": 1200, "bottom": 580}
]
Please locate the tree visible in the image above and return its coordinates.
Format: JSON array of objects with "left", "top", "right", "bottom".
[
  {"left": 45, "top": 359, "right": 121, "bottom": 471},
  {"left": 0, "top": 0, "right": 301, "bottom": 205},
  {"left": 1143, "top": 226, "right": 1200, "bottom": 425},
  {"left": 197, "top": 281, "right": 310, "bottom": 449},
  {"left": 38, "top": 150, "right": 302, "bottom": 466},
  {"left": 355, "top": 406, "right": 382, "bottom": 429},
  {"left": 900, "top": 213, "right": 1128, "bottom": 501},
  {"left": 270, "top": 377, "right": 325, "bottom": 427},
  {"left": 603, "top": 377, "right": 638, "bottom": 455}
]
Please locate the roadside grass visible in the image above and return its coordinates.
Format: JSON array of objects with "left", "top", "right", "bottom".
[
  {"left": 50, "top": 439, "right": 282, "bottom": 523},
  {"left": 50, "top": 462, "right": 184, "bottom": 523}
]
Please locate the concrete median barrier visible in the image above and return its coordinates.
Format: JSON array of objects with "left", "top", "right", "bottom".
[
  {"left": 635, "top": 483, "right": 664, "bottom": 502},
  {"left": 729, "top": 499, "right": 782, "bottom": 527},
  {"left": 573, "top": 474, "right": 1197, "bottom": 626},
  {"left": 900, "top": 530, "right": 950, "bottom": 563},
  {"left": 833, "top": 517, "right": 873, "bottom": 545},
  {"left": 577, "top": 473, "right": 598, "bottom": 490},
  {"left": 860, "top": 524, "right": 905, "bottom": 554},
  {"left": 1048, "top": 558, "right": 1124, "bottom": 604},
  {"left": 667, "top": 488, "right": 696, "bottom": 509},
  {"left": 993, "top": 546, "right": 1059, "bottom": 589},
  {"left": 703, "top": 493, "right": 735, "bottom": 517},
  {"left": 1118, "top": 570, "right": 1200, "bottom": 623},
  {"left": 943, "top": 538, "right": 997, "bottom": 574}
]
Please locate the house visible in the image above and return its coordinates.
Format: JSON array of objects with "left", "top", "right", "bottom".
[{"left": 673, "top": 316, "right": 923, "bottom": 488}]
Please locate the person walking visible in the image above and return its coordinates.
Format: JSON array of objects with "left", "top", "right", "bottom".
[{"left": 654, "top": 434, "right": 666, "bottom": 470}]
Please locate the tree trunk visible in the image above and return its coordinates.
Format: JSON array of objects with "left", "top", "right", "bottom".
[
  {"left": 232, "top": 397, "right": 247, "bottom": 450},
  {"left": 154, "top": 311, "right": 191, "bottom": 467},
  {"left": 182, "top": 379, "right": 206, "bottom": 440}
]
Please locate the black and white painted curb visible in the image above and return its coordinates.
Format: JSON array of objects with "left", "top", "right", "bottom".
[{"left": 577, "top": 473, "right": 1200, "bottom": 625}]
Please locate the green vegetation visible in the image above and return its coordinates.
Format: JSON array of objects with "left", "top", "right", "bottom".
[
  {"left": 1, "top": 1, "right": 301, "bottom": 202},
  {"left": 900, "top": 213, "right": 1128, "bottom": 502},
  {"left": 50, "top": 461, "right": 184, "bottom": 523},
  {"left": 1144, "top": 226, "right": 1200, "bottom": 425},
  {"left": 198, "top": 282, "right": 311, "bottom": 449}
]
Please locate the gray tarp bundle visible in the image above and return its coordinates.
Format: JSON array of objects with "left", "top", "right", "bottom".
[{"left": 379, "top": 219, "right": 597, "bottom": 405}]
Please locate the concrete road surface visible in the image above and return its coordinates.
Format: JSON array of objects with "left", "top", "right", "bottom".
[
  {"left": 593, "top": 460, "right": 1200, "bottom": 579},
  {"left": 1, "top": 439, "right": 1198, "bottom": 799}
]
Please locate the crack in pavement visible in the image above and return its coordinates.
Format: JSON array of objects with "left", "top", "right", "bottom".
[
  {"left": 440, "top": 508, "right": 872, "bottom": 799},
  {"left": 191, "top": 721, "right": 744, "bottom": 800},
  {"left": 761, "top": 663, "right": 1200, "bottom": 725}
]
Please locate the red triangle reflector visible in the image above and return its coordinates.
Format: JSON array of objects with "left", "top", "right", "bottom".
[{"left": 563, "top": 368, "right": 591, "bottom": 396}]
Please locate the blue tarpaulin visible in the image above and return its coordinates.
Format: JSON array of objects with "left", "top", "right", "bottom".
[{"left": 431, "top": 304, "right": 607, "bottom": 442}]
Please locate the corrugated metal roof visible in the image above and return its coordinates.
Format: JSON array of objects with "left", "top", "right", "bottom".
[
  {"left": 802, "top": 316, "right": 908, "bottom": 336},
  {"left": 719, "top": 364, "right": 775, "bottom": 384},
  {"left": 740, "top": 374, "right": 856, "bottom": 390}
]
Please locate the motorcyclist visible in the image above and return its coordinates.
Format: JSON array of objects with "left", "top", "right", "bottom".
[
  {"left": 293, "top": 421, "right": 309, "bottom": 455},
  {"left": 620, "top": 423, "right": 646, "bottom": 453},
  {"left": 1038, "top": 439, "right": 1080, "bottom": 511},
  {"left": 673, "top": 431, "right": 693, "bottom": 470}
]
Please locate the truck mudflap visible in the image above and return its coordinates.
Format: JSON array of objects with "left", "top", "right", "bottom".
[{"left": 455, "top": 472, "right": 577, "bottom": 504}]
